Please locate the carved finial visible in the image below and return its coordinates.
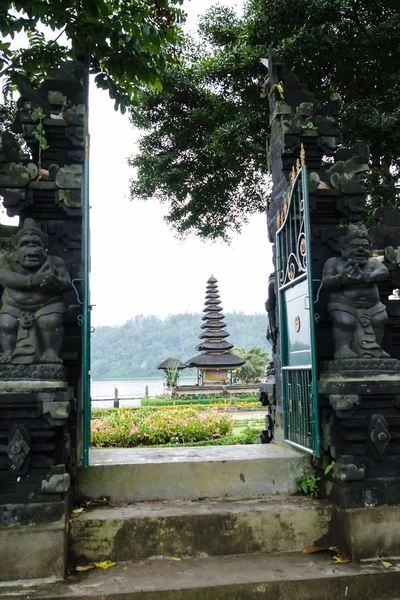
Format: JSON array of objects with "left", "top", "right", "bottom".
[
  {"left": 284, "top": 198, "right": 288, "bottom": 216},
  {"left": 300, "top": 143, "right": 306, "bottom": 166},
  {"left": 291, "top": 165, "right": 296, "bottom": 185},
  {"left": 296, "top": 158, "right": 301, "bottom": 173}
]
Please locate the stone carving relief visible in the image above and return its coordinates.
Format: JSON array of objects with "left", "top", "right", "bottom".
[{"left": 309, "top": 143, "right": 370, "bottom": 195}]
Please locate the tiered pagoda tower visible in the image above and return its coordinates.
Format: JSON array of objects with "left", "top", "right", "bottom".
[{"left": 186, "top": 276, "right": 245, "bottom": 384}]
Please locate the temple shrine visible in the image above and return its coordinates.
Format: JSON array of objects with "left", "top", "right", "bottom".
[{"left": 186, "top": 276, "right": 245, "bottom": 384}]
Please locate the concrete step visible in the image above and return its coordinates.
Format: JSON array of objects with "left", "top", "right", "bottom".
[
  {"left": 70, "top": 495, "right": 332, "bottom": 563},
  {"left": 77, "top": 444, "right": 310, "bottom": 502},
  {"left": 2, "top": 551, "right": 400, "bottom": 599}
]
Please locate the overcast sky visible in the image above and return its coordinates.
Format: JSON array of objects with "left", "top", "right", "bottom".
[
  {"left": 1, "top": 1, "right": 274, "bottom": 327},
  {"left": 89, "top": 0, "right": 273, "bottom": 326}
]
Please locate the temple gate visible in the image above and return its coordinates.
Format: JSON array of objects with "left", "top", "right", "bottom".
[{"left": 263, "top": 48, "right": 400, "bottom": 515}]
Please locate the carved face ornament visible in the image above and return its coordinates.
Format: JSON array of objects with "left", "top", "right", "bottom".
[
  {"left": 16, "top": 233, "right": 46, "bottom": 269},
  {"left": 344, "top": 237, "right": 371, "bottom": 265}
]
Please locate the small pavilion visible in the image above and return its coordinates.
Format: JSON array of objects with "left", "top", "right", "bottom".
[
  {"left": 157, "top": 357, "right": 187, "bottom": 387},
  {"left": 186, "top": 276, "right": 245, "bottom": 384}
]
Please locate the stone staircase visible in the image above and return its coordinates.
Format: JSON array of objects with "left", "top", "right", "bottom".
[{"left": 2, "top": 443, "right": 400, "bottom": 599}]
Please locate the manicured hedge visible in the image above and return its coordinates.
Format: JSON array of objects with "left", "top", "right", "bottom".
[
  {"left": 141, "top": 394, "right": 258, "bottom": 407},
  {"left": 91, "top": 407, "right": 233, "bottom": 448}
]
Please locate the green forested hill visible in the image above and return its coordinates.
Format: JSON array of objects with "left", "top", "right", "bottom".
[{"left": 91, "top": 313, "right": 270, "bottom": 379}]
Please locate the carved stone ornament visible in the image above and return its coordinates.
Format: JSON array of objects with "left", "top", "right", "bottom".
[
  {"left": 321, "top": 412, "right": 339, "bottom": 458},
  {"left": 308, "top": 143, "right": 370, "bottom": 195},
  {"left": 369, "top": 414, "right": 391, "bottom": 456},
  {"left": 0, "top": 363, "right": 67, "bottom": 380},
  {"left": 333, "top": 455, "right": 365, "bottom": 482},
  {"left": 321, "top": 358, "right": 400, "bottom": 377},
  {"left": 6, "top": 428, "right": 30, "bottom": 470},
  {"left": 41, "top": 472, "right": 70, "bottom": 494},
  {"left": 329, "top": 394, "right": 359, "bottom": 418}
]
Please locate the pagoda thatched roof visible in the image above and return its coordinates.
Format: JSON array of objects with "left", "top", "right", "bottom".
[
  {"left": 200, "top": 321, "right": 227, "bottom": 329},
  {"left": 186, "top": 353, "right": 245, "bottom": 369},
  {"left": 199, "top": 329, "right": 229, "bottom": 339},
  {"left": 196, "top": 340, "right": 234, "bottom": 352},
  {"left": 202, "top": 305, "right": 223, "bottom": 312},
  {"left": 202, "top": 312, "right": 225, "bottom": 320}
]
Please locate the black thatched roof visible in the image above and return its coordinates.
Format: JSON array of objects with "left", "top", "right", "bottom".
[
  {"left": 186, "top": 353, "right": 245, "bottom": 368},
  {"left": 207, "top": 276, "right": 218, "bottom": 284},
  {"left": 200, "top": 321, "right": 227, "bottom": 329},
  {"left": 196, "top": 340, "right": 234, "bottom": 352},
  {"left": 202, "top": 305, "right": 223, "bottom": 312},
  {"left": 199, "top": 329, "right": 230, "bottom": 339},
  {"left": 157, "top": 357, "right": 187, "bottom": 370},
  {"left": 202, "top": 312, "right": 225, "bottom": 321}
]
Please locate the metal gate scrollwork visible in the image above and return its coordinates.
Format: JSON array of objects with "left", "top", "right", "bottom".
[{"left": 276, "top": 161, "right": 320, "bottom": 456}]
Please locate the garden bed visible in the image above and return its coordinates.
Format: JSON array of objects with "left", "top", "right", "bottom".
[{"left": 91, "top": 407, "right": 263, "bottom": 448}]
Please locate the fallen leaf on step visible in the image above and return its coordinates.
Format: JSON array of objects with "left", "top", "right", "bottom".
[
  {"left": 170, "top": 557, "right": 181, "bottom": 561},
  {"left": 71, "top": 507, "right": 85, "bottom": 517},
  {"left": 303, "top": 545, "right": 331, "bottom": 554},
  {"left": 94, "top": 560, "right": 116, "bottom": 569},
  {"left": 380, "top": 559, "right": 392, "bottom": 568},
  {"left": 330, "top": 553, "right": 351, "bottom": 564},
  {"left": 76, "top": 564, "right": 95, "bottom": 571},
  {"left": 84, "top": 497, "right": 110, "bottom": 509}
]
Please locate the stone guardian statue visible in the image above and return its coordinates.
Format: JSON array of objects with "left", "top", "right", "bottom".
[
  {"left": 322, "top": 224, "right": 389, "bottom": 359},
  {"left": 0, "top": 218, "right": 71, "bottom": 364}
]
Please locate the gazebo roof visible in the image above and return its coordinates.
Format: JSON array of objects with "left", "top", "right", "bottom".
[{"left": 157, "top": 357, "right": 187, "bottom": 370}]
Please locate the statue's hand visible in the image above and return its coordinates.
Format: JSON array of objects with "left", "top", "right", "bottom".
[
  {"left": 33, "top": 263, "right": 62, "bottom": 291},
  {"left": 40, "top": 272, "right": 62, "bottom": 291},
  {"left": 339, "top": 260, "right": 365, "bottom": 283}
]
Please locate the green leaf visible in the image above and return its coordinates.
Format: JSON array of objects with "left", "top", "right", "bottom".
[
  {"left": 301, "top": 481, "right": 308, "bottom": 494},
  {"left": 324, "top": 462, "right": 335, "bottom": 475}
]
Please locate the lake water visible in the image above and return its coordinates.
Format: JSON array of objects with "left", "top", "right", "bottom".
[{"left": 91, "top": 378, "right": 197, "bottom": 408}]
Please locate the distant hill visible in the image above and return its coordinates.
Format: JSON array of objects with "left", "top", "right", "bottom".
[{"left": 91, "top": 312, "right": 270, "bottom": 379}]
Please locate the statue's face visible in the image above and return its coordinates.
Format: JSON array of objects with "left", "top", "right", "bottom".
[
  {"left": 15, "top": 233, "right": 46, "bottom": 269},
  {"left": 344, "top": 236, "right": 371, "bottom": 265}
]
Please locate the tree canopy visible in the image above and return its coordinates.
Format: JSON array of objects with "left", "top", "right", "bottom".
[
  {"left": 129, "top": 0, "right": 400, "bottom": 239},
  {"left": 232, "top": 346, "right": 269, "bottom": 383},
  {"left": 0, "top": 0, "right": 185, "bottom": 112}
]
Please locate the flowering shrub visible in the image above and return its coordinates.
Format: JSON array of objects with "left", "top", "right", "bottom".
[
  {"left": 91, "top": 407, "right": 233, "bottom": 448},
  {"left": 92, "top": 402, "right": 261, "bottom": 420}
]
